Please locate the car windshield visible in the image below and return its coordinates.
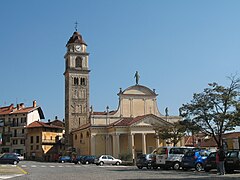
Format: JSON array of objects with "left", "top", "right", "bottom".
[
  {"left": 184, "top": 151, "right": 195, "bottom": 157},
  {"left": 199, "top": 151, "right": 210, "bottom": 157}
]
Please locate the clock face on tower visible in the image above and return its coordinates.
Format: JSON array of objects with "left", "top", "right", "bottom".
[{"left": 75, "top": 45, "right": 81, "bottom": 52}]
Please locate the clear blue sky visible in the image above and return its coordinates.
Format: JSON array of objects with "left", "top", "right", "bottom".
[{"left": 1, "top": 1, "right": 240, "bottom": 128}]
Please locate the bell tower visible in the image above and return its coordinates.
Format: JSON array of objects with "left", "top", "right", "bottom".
[{"left": 64, "top": 30, "right": 90, "bottom": 147}]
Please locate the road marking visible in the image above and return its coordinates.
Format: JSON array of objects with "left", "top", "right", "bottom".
[
  {"left": 41, "top": 165, "right": 46, "bottom": 167},
  {"left": 0, "top": 174, "right": 24, "bottom": 179},
  {"left": 21, "top": 165, "right": 27, "bottom": 167},
  {"left": 31, "top": 165, "right": 37, "bottom": 167},
  {"left": 58, "top": 166, "right": 64, "bottom": 167},
  {"left": 17, "top": 166, "right": 28, "bottom": 174},
  {"left": 49, "top": 166, "right": 55, "bottom": 167}
]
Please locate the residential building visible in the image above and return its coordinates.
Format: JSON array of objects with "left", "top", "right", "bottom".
[
  {"left": 26, "top": 120, "right": 64, "bottom": 161},
  {"left": 0, "top": 100, "right": 44, "bottom": 157}
]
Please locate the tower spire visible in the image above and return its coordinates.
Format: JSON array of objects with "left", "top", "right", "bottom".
[{"left": 74, "top": 21, "right": 78, "bottom": 31}]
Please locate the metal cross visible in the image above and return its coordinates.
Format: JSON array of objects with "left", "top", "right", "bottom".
[{"left": 75, "top": 21, "right": 78, "bottom": 31}]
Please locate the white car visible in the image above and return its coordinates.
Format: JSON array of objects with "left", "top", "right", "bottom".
[
  {"left": 95, "top": 155, "right": 122, "bottom": 166},
  {"left": 14, "top": 153, "right": 24, "bottom": 161}
]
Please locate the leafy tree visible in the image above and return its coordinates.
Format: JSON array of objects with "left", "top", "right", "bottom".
[
  {"left": 181, "top": 120, "right": 201, "bottom": 146},
  {"left": 180, "top": 76, "right": 240, "bottom": 148},
  {"left": 154, "top": 121, "right": 186, "bottom": 146}
]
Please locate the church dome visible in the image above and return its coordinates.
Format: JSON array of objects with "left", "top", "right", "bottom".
[
  {"left": 66, "top": 31, "right": 87, "bottom": 46},
  {"left": 121, "top": 85, "right": 157, "bottom": 97}
]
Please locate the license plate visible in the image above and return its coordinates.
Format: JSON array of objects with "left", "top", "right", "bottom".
[
  {"left": 183, "top": 163, "right": 189, "bottom": 165},
  {"left": 206, "top": 164, "right": 211, "bottom": 167},
  {"left": 227, "top": 161, "right": 234, "bottom": 163}
]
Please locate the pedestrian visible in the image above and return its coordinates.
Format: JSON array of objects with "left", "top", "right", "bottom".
[{"left": 218, "top": 146, "right": 226, "bottom": 175}]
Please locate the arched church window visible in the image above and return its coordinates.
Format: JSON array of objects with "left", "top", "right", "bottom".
[
  {"left": 80, "top": 133, "right": 83, "bottom": 139},
  {"left": 75, "top": 134, "right": 77, "bottom": 140},
  {"left": 74, "top": 77, "right": 79, "bottom": 85},
  {"left": 86, "top": 131, "right": 89, "bottom": 138},
  {"left": 80, "top": 78, "right": 86, "bottom": 85},
  {"left": 75, "top": 57, "right": 82, "bottom": 68}
]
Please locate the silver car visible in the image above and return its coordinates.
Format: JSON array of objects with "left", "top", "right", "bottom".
[{"left": 95, "top": 155, "right": 122, "bottom": 166}]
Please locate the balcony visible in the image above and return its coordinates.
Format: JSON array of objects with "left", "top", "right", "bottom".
[{"left": 11, "top": 134, "right": 25, "bottom": 138}]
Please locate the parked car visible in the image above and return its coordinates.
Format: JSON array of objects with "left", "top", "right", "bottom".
[
  {"left": 225, "top": 150, "right": 240, "bottom": 173},
  {"left": 136, "top": 154, "right": 156, "bottom": 169},
  {"left": 152, "top": 146, "right": 195, "bottom": 170},
  {"left": 14, "top": 153, "right": 24, "bottom": 161},
  {"left": 0, "top": 153, "right": 19, "bottom": 165},
  {"left": 203, "top": 152, "right": 217, "bottom": 172},
  {"left": 182, "top": 150, "right": 210, "bottom": 171},
  {"left": 72, "top": 156, "right": 85, "bottom": 164},
  {"left": 81, "top": 155, "right": 96, "bottom": 164},
  {"left": 95, "top": 155, "right": 122, "bottom": 166},
  {"left": 58, "top": 156, "right": 72, "bottom": 163}
]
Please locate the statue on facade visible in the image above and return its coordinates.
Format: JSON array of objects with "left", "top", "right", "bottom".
[
  {"left": 165, "top": 107, "right": 169, "bottom": 116},
  {"left": 134, "top": 71, "right": 140, "bottom": 85}
]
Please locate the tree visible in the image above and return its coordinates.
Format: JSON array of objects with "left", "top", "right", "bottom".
[
  {"left": 180, "top": 76, "right": 240, "bottom": 148},
  {"left": 181, "top": 120, "right": 201, "bottom": 146},
  {"left": 154, "top": 121, "right": 186, "bottom": 146}
]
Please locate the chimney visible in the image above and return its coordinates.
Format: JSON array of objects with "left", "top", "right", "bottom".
[
  {"left": 48, "top": 119, "right": 50, "bottom": 123},
  {"left": 9, "top": 104, "right": 14, "bottom": 110},
  {"left": 33, "top": 100, "right": 37, "bottom": 108},
  {"left": 17, "top": 104, "right": 20, "bottom": 110},
  {"left": 20, "top": 103, "right": 25, "bottom": 108},
  {"left": 55, "top": 116, "right": 58, "bottom": 120}
]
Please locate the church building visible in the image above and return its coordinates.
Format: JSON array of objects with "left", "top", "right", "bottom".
[{"left": 64, "top": 30, "right": 182, "bottom": 161}]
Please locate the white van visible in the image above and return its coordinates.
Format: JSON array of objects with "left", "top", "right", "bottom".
[{"left": 152, "top": 146, "right": 195, "bottom": 170}]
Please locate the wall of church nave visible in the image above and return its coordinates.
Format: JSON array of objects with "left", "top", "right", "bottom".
[
  {"left": 134, "top": 134, "right": 142, "bottom": 156},
  {"left": 95, "top": 134, "right": 107, "bottom": 156},
  {"left": 146, "top": 134, "right": 156, "bottom": 154},
  {"left": 73, "top": 130, "right": 90, "bottom": 155},
  {"left": 119, "top": 134, "right": 128, "bottom": 155}
]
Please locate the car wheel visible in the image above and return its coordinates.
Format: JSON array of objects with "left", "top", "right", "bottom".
[
  {"left": 173, "top": 162, "right": 180, "bottom": 170},
  {"left": 77, "top": 161, "right": 81, "bottom": 164},
  {"left": 195, "top": 163, "right": 203, "bottom": 172},
  {"left": 13, "top": 161, "right": 18, "bottom": 165},
  {"left": 99, "top": 161, "right": 104, "bottom": 166},
  {"left": 85, "top": 161, "right": 89, "bottom": 165},
  {"left": 137, "top": 166, "right": 143, "bottom": 169},
  {"left": 61, "top": 160, "right": 64, "bottom": 163},
  {"left": 153, "top": 166, "right": 158, "bottom": 170},
  {"left": 116, "top": 161, "right": 120, "bottom": 166}
]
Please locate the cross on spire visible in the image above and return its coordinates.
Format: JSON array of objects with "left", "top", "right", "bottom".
[{"left": 74, "top": 21, "right": 78, "bottom": 31}]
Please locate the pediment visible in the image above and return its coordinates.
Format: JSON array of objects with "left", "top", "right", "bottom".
[{"left": 130, "top": 114, "right": 171, "bottom": 127}]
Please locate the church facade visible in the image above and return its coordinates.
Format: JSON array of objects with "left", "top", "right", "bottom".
[{"left": 64, "top": 30, "right": 182, "bottom": 160}]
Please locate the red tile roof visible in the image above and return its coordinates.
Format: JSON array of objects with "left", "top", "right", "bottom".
[
  {"left": 27, "top": 121, "right": 63, "bottom": 129},
  {"left": 0, "top": 103, "right": 45, "bottom": 119},
  {"left": 67, "top": 31, "right": 87, "bottom": 45}
]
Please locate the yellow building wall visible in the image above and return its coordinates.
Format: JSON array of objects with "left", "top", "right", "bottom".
[
  {"left": 119, "top": 134, "right": 128, "bottom": 154},
  {"left": 122, "top": 99, "right": 130, "bottom": 117},
  {"left": 73, "top": 130, "right": 90, "bottom": 155},
  {"left": 146, "top": 134, "right": 156, "bottom": 153},
  {"left": 133, "top": 99, "right": 144, "bottom": 117},
  {"left": 95, "top": 134, "right": 106, "bottom": 156}
]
